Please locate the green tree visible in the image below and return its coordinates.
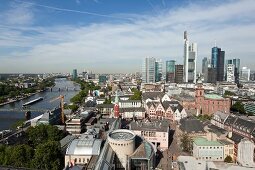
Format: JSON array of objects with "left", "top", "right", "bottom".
[
  {"left": 7, "top": 144, "right": 34, "bottom": 167},
  {"left": 0, "top": 144, "right": 6, "bottom": 165},
  {"left": 27, "top": 124, "right": 65, "bottom": 146},
  {"left": 67, "top": 104, "right": 79, "bottom": 112},
  {"left": 231, "top": 101, "right": 246, "bottom": 114},
  {"left": 130, "top": 88, "right": 142, "bottom": 100},
  {"left": 180, "top": 133, "right": 193, "bottom": 152},
  {"left": 224, "top": 155, "right": 233, "bottom": 163},
  {"left": 32, "top": 141, "right": 63, "bottom": 170},
  {"left": 224, "top": 90, "right": 236, "bottom": 96},
  {"left": 70, "top": 93, "right": 83, "bottom": 103}
]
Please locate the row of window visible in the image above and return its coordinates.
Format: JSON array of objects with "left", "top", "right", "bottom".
[
  {"left": 110, "top": 142, "right": 131, "bottom": 147},
  {"left": 198, "top": 156, "right": 223, "bottom": 160},
  {"left": 199, "top": 146, "right": 223, "bottom": 149},
  {"left": 74, "top": 158, "right": 90, "bottom": 163}
]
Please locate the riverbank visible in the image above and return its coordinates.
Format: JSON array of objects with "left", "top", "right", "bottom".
[{"left": 0, "top": 89, "right": 46, "bottom": 107}]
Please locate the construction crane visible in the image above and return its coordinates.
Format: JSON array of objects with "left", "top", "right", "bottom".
[{"left": 50, "top": 95, "right": 65, "bottom": 124}]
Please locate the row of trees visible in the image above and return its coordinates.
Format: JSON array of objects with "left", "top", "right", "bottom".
[
  {"left": 70, "top": 79, "right": 101, "bottom": 104},
  {"left": 0, "top": 124, "right": 66, "bottom": 169},
  {"left": 0, "top": 78, "right": 55, "bottom": 103}
]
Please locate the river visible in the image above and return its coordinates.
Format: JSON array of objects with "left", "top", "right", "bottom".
[{"left": 0, "top": 78, "right": 80, "bottom": 130}]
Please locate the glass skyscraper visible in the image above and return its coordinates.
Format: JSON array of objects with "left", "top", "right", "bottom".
[
  {"left": 166, "top": 60, "right": 175, "bottom": 82},
  {"left": 155, "top": 59, "right": 163, "bottom": 82},
  {"left": 142, "top": 57, "right": 156, "bottom": 83},
  {"left": 211, "top": 47, "right": 218, "bottom": 68},
  {"left": 211, "top": 47, "right": 225, "bottom": 82}
]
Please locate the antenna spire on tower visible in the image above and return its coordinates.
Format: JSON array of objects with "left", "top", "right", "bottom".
[{"left": 214, "top": 40, "right": 217, "bottom": 47}]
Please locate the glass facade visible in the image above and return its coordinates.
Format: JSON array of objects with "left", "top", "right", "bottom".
[
  {"left": 166, "top": 60, "right": 175, "bottom": 82},
  {"left": 211, "top": 47, "right": 218, "bottom": 68}
]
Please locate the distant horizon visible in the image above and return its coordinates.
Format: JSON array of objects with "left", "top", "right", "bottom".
[{"left": 0, "top": 0, "right": 255, "bottom": 73}]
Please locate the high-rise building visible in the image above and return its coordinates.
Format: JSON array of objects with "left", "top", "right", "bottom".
[
  {"left": 142, "top": 57, "right": 156, "bottom": 83},
  {"left": 155, "top": 59, "right": 163, "bottom": 82},
  {"left": 225, "top": 58, "right": 240, "bottom": 83},
  {"left": 211, "top": 47, "right": 218, "bottom": 68},
  {"left": 183, "top": 31, "right": 197, "bottom": 83},
  {"left": 226, "top": 64, "right": 235, "bottom": 82},
  {"left": 202, "top": 57, "right": 211, "bottom": 82},
  {"left": 207, "top": 68, "right": 217, "bottom": 83},
  {"left": 166, "top": 60, "right": 175, "bottom": 83},
  {"left": 241, "top": 67, "right": 250, "bottom": 81},
  {"left": 217, "top": 49, "right": 225, "bottom": 82},
  {"left": 175, "top": 65, "right": 184, "bottom": 83},
  {"left": 211, "top": 47, "right": 225, "bottom": 82},
  {"left": 72, "top": 69, "right": 78, "bottom": 80},
  {"left": 233, "top": 58, "right": 240, "bottom": 83}
]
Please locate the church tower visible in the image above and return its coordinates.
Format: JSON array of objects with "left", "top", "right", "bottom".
[
  {"left": 195, "top": 82, "right": 204, "bottom": 112},
  {"left": 114, "top": 92, "right": 120, "bottom": 118}
]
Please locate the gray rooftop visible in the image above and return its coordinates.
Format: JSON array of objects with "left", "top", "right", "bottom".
[
  {"left": 180, "top": 117, "right": 205, "bottom": 133},
  {"left": 66, "top": 137, "right": 102, "bottom": 156},
  {"left": 130, "top": 119, "right": 170, "bottom": 132}
]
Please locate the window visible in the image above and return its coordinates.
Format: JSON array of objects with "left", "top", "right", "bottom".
[
  {"left": 83, "top": 158, "right": 85, "bottom": 162},
  {"left": 79, "top": 158, "right": 81, "bottom": 162}
]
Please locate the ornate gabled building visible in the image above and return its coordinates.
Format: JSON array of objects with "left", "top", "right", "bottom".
[{"left": 145, "top": 100, "right": 187, "bottom": 121}]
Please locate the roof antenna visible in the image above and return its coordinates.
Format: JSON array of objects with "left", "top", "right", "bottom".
[{"left": 214, "top": 40, "right": 217, "bottom": 47}]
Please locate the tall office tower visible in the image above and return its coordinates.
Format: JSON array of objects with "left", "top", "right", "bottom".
[
  {"left": 202, "top": 57, "right": 211, "bottom": 82},
  {"left": 142, "top": 57, "right": 156, "bottom": 83},
  {"left": 175, "top": 65, "right": 184, "bottom": 83},
  {"left": 241, "top": 67, "right": 250, "bottom": 81},
  {"left": 72, "top": 69, "right": 78, "bottom": 80},
  {"left": 183, "top": 31, "right": 197, "bottom": 83},
  {"left": 233, "top": 58, "right": 240, "bottom": 83},
  {"left": 217, "top": 49, "right": 225, "bottom": 82},
  {"left": 211, "top": 46, "right": 225, "bottom": 82},
  {"left": 226, "top": 64, "right": 235, "bottom": 82},
  {"left": 155, "top": 59, "right": 163, "bottom": 82},
  {"left": 207, "top": 68, "right": 217, "bottom": 83},
  {"left": 166, "top": 60, "right": 175, "bottom": 83}
]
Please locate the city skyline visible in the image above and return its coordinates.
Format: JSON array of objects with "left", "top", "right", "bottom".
[{"left": 0, "top": 0, "right": 255, "bottom": 73}]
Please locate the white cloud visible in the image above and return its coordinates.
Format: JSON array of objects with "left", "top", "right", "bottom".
[
  {"left": 0, "top": 0, "right": 255, "bottom": 73},
  {"left": 2, "top": 2, "right": 34, "bottom": 25}
]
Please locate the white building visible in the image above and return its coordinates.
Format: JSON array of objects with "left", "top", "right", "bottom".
[
  {"left": 65, "top": 116, "right": 85, "bottom": 135},
  {"left": 237, "top": 138, "right": 255, "bottom": 167},
  {"left": 193, "top": 137, "right": 224, "bottom": 161},
  {"left": 130, "top": 119, "right": 170, "bottom": 151},
  {"left": 241, "top": 67, "right": 250, "bottom": 81},
  {"left": 119, "top": 100, "right": 142, "bottom": 108},
  {"left": 142, "top": 57, "right": 156, "bottom": 83},
  {"left": 226, "top": 64, "right": 235, "bottom": 82},
  {"left": 108, "top": 129, "right": 136, "bottom": 169},
  {"left": 65, "top": 135, "right": 102, "bottom": 167},
  {"left": 183, "top": 31, "right": 197, "bottom": 83}
]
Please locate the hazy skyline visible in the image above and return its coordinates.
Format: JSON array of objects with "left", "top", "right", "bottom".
[{"left": 0, "top": 0, "right": 255, "bottom": 73}]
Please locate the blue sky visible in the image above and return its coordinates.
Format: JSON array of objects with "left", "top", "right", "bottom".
[{"left": 0, "top": 0, "right": 255, "bottom": 73}]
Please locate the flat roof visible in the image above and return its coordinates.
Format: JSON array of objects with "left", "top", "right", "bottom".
[
  {"left": 193, "top": 137, "right": 223, "bottom": 146},
  {"left": 204, "top": 94, "right": 223, "bottom": 100}
]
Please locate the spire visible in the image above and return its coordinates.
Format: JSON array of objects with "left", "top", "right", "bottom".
[
  {"left": 184, "top": 31, "right": 188, "bottom": 40},
  {"left": 114, "top": 90, "right": 119, "bottom": 104},
  {"left": 214, "top": 40, "right": 217, "bottom": 47}
]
